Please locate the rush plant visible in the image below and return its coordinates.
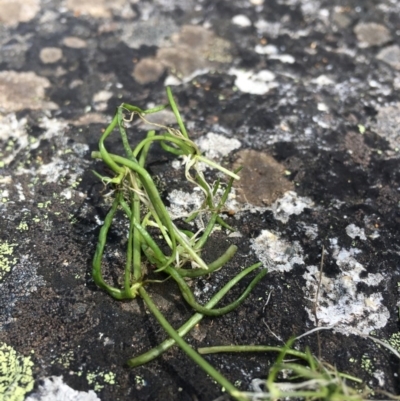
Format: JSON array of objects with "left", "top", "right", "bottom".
[{"left": 91, "top": 87, "right": 267, "bottom": 400}]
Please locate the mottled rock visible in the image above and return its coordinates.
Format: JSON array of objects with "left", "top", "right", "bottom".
[
  {"left": 0, "top": 71, "right": 57, "bottom": 113},
  {"left": 376, "top": 45, "right": 400, "bottom": 70},
  {"left": 39, "top": 47, "right": 63, "bottom": 64},
  {"left": 354, "top": 22, "right": 392, "bottom": 47}
]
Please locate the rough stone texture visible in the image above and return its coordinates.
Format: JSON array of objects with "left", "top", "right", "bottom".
[{"left": 1, "top": 1, "right": 400, "bottom": 401}]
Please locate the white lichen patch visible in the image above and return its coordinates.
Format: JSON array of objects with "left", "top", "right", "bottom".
[
  {"left": 0, "top": 342, "right": 34, "bottom": 401},
  {"left": 167, "top": 186, "right": 239, "bottom": 223},
  {"left": 10, "top": 116, "right": 88, "bottom": 187},
  {"left": 303, "top": 240, "right": 388, "bottom": 335},
  {"left": 345, "top": 224, "right": 367, "bottom": 240},
  {"left": 37, "top": 158, "right": 70, "bottom": 184},
  {"left": 270, "top": 191, "right": 314, "bottom": 223},
  {"left": 229, "top": 68, "right": 278, "bottom": 95},
  {"left": 167, "top": 189, "right": 204, "bottom": 220},
  {"left": 298, "top": 223, "right": 319, "bottom": 240},
  {"left": 196, "top": 133, "right": 241, "bottom": 160},
  {"left": 25, "top": 376, "right": 100, "bottom": 401},
  {"left": 39, "top": 116, "right": 68, "bottom": 140},
  {"left": 250, "top": 230, "right": 304, "bottom": 273}
]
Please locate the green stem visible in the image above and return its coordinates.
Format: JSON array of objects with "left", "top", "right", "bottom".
[
  {"left": 139, "top": 130, "right": 155, "bottom": 168},
  {"left": 138, "top": 287, "right": 247, "bottom": 401},
  {"left": 198, "top": 345, "right": 307, "bottom": 358},
  {"left": 92, "top": 151, "right": 177, "bottom": 264},
  {"left": 128, "top": 262, "right": 266, "bottom": 367},
  {"left": 167, "top": 263, "right": 267, "bottom": 316},
  {"left": 176, "top": 244, "right": 237, "bottom": 278},
  {"left": 197, "top": 155, "right": 240, "bottom": 180},
  {"left": 92, "top": 192, "right": 126, "bottom": 299},
  {"left": 132, "top": 191, "right": 142, "bottom": 282},
  {"left": 166, "top": 86, "right": 189, "bottom": 139},
  {"left": 132, "top": 134, "right": 194, "bottom": 159},
  {"left": 117, "top": 106, "right": 136, "bottom": 161}
]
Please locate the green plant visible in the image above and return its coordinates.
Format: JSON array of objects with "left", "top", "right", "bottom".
[
  {"left": 199, "top": 340, "right": 366, "bottom": 401},
  {"left": 91, "top": 87, "right": 267, "bottom": 400},
  {"left": 198, "top": 335, "right": 400, "bottom": 401}
]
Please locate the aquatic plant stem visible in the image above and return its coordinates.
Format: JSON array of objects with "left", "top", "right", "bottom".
[
  {"left": 138, "top": 287, "right": 247, "bottom": 401},
  {"left": 166, "top": 86, "right": 189, "bottom": 139},
  {"left": 128, "top": 262, "right": 267, "bottom": 367},
  {"left": 198, "top": 345, "right": 308, "bottom": 358},
  {"left": 167, "top": 263, "right": 266, "bottom": 316}
]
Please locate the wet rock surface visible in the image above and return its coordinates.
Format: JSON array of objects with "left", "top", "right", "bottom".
[{"left": 0, "top": 0, "right": 400, "bottom": 400}]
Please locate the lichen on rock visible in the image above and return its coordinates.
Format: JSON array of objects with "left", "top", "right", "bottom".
[{"left": 0, "top": 342, "right": 34, "bottom": 401}]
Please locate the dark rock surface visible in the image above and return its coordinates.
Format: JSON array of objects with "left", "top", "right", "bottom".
[{"left": 1, "top": 0, "right": 399, "bottom": 400}]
